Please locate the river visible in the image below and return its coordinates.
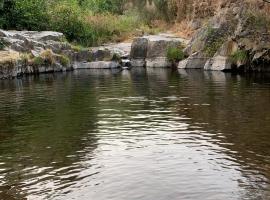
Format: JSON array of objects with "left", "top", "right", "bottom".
[{"left": 0, "top": 68, "right": 270, "bottom": 200}]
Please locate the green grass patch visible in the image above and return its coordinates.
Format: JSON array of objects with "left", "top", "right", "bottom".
[
  {"left": 166, "top": 46, "right": 185, "bottom": 62},
  {"left": 32, "top": 56, "right": 44, "bottom": 66},
  {"left": 59, "top": 55, "right": 70, "bottom": 66},
  {"left": 230, "top": 50, "right": 248, "bottom": 63}
]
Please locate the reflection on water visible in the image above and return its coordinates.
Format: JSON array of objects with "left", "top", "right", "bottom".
[{"left": 0, "top": 68, "right": 270, "bottom": 200}]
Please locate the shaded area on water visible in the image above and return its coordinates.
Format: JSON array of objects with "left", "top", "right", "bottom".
[{"left": 0, "top": 68, "right": 270, "bottom": 199}]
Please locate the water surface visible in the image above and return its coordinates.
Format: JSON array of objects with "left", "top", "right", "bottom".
[{"left": 0, "top": 68, "right": 270, "bottom": 200}]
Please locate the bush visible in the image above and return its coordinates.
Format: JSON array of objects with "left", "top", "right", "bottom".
[
  {"left": 59, "top": 55, "right": 70, "bottom": 66},
  {"left": 167, "top": 46, "right": 185, "bottom": 62},
  {"left": 32, "top": 56, "right": 44, "bottom": 66},
  {"left": 0, "top": 0, "right": 49, "bottom": 30},
  {"left": 0, "top": 0, "right": 154, "bottom": 47},
  {"left": 81, "top": 0, "right": 125, "bottom": 14}
]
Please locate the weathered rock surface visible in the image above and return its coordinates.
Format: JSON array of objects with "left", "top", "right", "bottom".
[
  {"left": 130, "top": 34, "right": 184, "bottom": 68},
  {"left": 0, "top": 30, "right": 127, "bottom": 79},
  {"left": 178, "top": 52, "right": 208, "bottom": 69},
  {"left": 179, "top": 2, "right": 270, "bottom": 71}
]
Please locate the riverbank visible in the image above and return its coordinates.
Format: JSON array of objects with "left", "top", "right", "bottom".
[{"left": 0, "top": 29, "right": 190, "bottom": 79}]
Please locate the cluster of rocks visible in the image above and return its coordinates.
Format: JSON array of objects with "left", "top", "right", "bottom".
[
  {"left": 1, "top": 5, "right": 270, "bottom": 80},
  {"left": 0, "top": 30, "right": 131, "bottom": 79}
]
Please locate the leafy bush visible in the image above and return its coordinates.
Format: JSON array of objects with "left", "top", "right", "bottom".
[
  {"left": 167, "top": 46, "right": 185, "bottom": 62},
  {"left": 0, "top": 0, "right": 153, "bottom": 47},
  {"left": 81, "top": 0, "right": 125, "bottom": 14},
  {"left": 0, "top": 0, "right": 49, "bottom": 30}
]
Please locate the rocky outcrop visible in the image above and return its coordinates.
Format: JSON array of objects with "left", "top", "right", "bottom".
[
  {"left": 178, "top": 1, "right": 270, "bottom": 71},
  {"left": 130, "top": 34, "right": 186, "bottom": 67},
  {"left": 0, "top": 30, "right": 131, "bottom": 79}
]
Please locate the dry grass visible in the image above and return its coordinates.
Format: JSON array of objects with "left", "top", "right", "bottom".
[
  {"left": 0, "top": 51, "right": 20, "bottom": 64},
  {"left": 169, "top": 20, "right": 195, "bottom": 39}
]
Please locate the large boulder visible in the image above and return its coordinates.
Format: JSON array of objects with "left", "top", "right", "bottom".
[
  {"left": 204, "top": 56, "right": 232, "bottom": 71},
  {"left": 146, "top": 35, "right": 181, "bottom": 67},
  {"left": 130, "top": 37, "right": 148, "bottom": 67},
  {"left": 130, "top": 34, "right": 183, "bottom": 67}
]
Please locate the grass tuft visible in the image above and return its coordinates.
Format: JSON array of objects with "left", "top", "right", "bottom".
[
  {"left": 166, "top": 46, "right": 185, "bottom": 62},
  {"left": 230, "top": 50, "right": 248, "bottom": 64}
]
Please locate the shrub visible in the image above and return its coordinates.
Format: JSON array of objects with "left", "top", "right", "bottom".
[
  {"left": 81, "top": 0, "right": 125, "bottom": 14},
  {"left": 167, "top": 46, "right": 185, "bottom": 62},
  {"left": 59, "top": 55, "right": 70, "bottom": 67},
  {"left": 32, "top": 56, "right": 44, "bottom": 66},
  {"left": 48, "top": 2, "right": 96, "bottom": 46},
  {"left": 1, "top": 0, "right": 49, "bottom": 30},
  {"left": 0, "top": 0, "right": 155, "bottom": 47}
]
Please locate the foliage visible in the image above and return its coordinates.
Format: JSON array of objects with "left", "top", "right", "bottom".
[
  {"left": 0, "top": 0, "right": 49, "bottom": 30},
  {"left": 59, "top": 55, "right": 70, "bottom": 66},
  {"left": 230, "top": 50, "right": 248, "bottom": 63},
  {"left": 81, "top": 0, "right": 125, "bottom": 14},
  {"left": 0, "top": 0, "right": 155, "bottom": 46},
  {"left": 32, "top": 56, "right": 45, "bottom": 66},
  {"left": 203, "top": 26, "right": 226, "bottom": 57},
  {"left": 203, "top": 39, "right": 224, "bottom": 57},
  {"left": 166, "top": 46, "right": 185, "bottom": 62}
]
